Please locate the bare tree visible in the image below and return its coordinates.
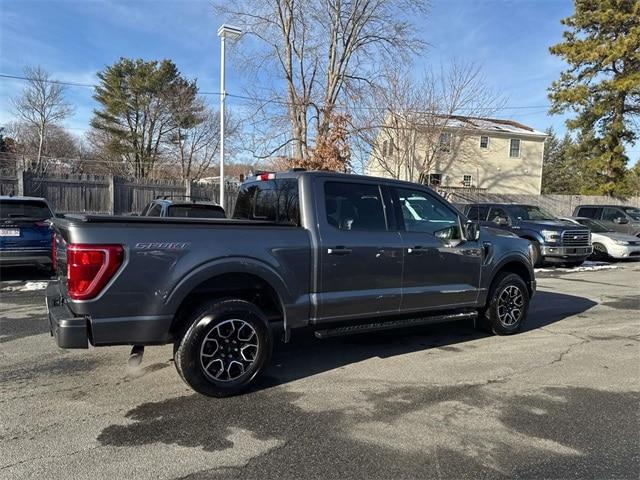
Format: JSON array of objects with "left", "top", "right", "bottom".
[
  {"left": 354, "top": 61, "right": 504, "bottom": 184},
  {"left": 167, "top": 103, "right": 240, "bottom": 182},
  {"left": 216, "top": 0, "right": 427, "bottom": 165},
  {"left": 11, "top": 66, "right": 74, "bottom": 173}
]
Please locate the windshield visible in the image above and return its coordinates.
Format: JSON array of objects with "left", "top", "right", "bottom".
[
  {"left": 0, "top": 200, "right": 52, "bottom": 219},
  {"left": 167, "top": 205, "right": 225, "bottom": 218},
  {"left": 621, "top": 207, "right": 640, "bottom": 221},
  {"left": 575, "top": 218, "right": 612, "bottom": 233},
  {"left": 507, "top": 205, "right": 557, "bottom": 221}
]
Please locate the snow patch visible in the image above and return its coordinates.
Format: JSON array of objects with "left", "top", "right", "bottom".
[
  {"left": 535, "top": 261, "right": 619, "bottom": 274},
  {"left": 2, "top": 281, "right": 49, "bottom": 292}
]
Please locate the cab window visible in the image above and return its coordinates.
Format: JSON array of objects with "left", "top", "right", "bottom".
[
  {"left": 394, "top": 188, "right": 460, "bottom": 240},
  {"left": 146, "top": 204, "right": 162, "bottom": 217},
  {"left": 324, "top": 181, "right": 387, "bottom": 231}
]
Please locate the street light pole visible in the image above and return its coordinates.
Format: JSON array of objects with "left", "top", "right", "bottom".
[{"left": 217, "top": 24, "right": 242, "bottom": 210}]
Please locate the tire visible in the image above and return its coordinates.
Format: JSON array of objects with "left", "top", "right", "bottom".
[
  {"left": 479, "top": 272, "right": 530, "bottom": 335},
  {"left": 174, "top": 299, "right": 273, "bottom": 397},
  {"left": 529, "top": 241, "right": 543, "bottom": 267},
  {"left": 592, "top": 242, "right": 609, "bottom": 261}
]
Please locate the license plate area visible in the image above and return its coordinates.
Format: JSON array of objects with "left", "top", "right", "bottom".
[{"left": 0, "top": 228, "right": 20, "bottom": 237}]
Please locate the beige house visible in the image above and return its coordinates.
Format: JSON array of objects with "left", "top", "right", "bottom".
[{"left": 366, "top": 116, "right": 547, "bottom": 194}]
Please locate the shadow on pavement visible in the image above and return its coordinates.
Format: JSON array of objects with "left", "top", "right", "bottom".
[
  {"left": 254, "top": 290, "right": 597, "bottom": 392},
  {"left": 0, "top": 266, "right": 53, "bottom": 282}
]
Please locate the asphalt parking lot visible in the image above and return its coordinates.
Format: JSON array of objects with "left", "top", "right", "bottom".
[{"left": 1, "top": 263, "right": 639, "bottom": 480}]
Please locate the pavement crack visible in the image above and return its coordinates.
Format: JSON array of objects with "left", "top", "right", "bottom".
[{"left": 0, "top": 445, "right": 102, "bottom": 471}]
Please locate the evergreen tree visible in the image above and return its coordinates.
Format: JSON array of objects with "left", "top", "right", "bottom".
[
  {"left": 541, "top": 127, "right": 582, "bottom": 193},
  {"left": 548, "top": 0, "right": 640, "bottom": 196},
  {"left": 91, "top": 58, "right": 200, "bottom": 179}
]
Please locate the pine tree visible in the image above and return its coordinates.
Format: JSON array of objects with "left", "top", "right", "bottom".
[
  {"left": 541, "top": 127, "right": 582, "bottom": 193},
  {"left": 91, "top": 58, "right": 200, "bottom": 179},
  {"left": 548, "top": 0, "right": 640, "bottom": 196}
]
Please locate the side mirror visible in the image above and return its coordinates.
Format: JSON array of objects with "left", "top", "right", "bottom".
[
  {"left": 614, "top": 217, "right": 629, "bottom": 224},
  {"left": 464, "top": 220, "right": 480, "bottom": 241}
]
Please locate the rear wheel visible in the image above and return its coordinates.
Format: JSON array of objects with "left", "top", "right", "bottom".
[
  {"left": 479, "top": 272, "right": 530, "bottom": 335},
  {"left": 174, "top": 299, "right": 272, "bottom": 397}
]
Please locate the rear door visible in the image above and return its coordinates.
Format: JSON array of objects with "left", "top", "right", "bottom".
[
  {"left": 314, "top": 178, "right": 403, "bottom": 322},
  {"left": 392, "top": 186, "right": 482, "bottom": 311},
  {"left": 0, "top": 199, "right": 53, "bottom": 252}
]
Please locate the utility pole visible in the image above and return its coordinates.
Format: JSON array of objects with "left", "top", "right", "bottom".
[{"left": 217, "top": 24, "right": 242, "bottom": 209}]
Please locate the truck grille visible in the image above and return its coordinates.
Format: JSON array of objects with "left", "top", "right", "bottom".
[{"left": 561, "top": 229, "right": 590, "bottom": 247}]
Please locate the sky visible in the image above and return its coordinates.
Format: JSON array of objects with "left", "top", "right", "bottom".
[{"left": 0, "top": 0, "right": 638, "bottom": 164}]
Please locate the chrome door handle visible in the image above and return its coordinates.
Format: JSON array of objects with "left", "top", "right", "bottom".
[{"left": 407, "top": 246, "right": 426, "bottom": 255}]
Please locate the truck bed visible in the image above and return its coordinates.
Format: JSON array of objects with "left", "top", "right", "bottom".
[{"left": 60, "top": 214, "right": 296, "bottom": 227}]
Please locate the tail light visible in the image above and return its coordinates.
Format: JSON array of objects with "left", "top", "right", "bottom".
[
  {"left": 66, "top": 244, "right": 124, "bottom": 300},
  {"left": 51, "top": 233, "right": 57, "bottom": 273}
]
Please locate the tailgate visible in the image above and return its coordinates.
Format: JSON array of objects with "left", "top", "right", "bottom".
[{"left": 51, "top": 224, "right": 69, "bottom": 296}]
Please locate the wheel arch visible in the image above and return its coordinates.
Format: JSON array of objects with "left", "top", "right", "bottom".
[
  {"left": 166, "top": 258, "right": 291, "bottom": 339},
  {"left": 488, "top": 255, "right": 534, "bottom": 298}
]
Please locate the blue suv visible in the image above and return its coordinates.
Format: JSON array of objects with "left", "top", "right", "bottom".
[
  {"left": 0, "top": 196, "right": 55, "bottom": 272},
  {"left": 464, "top": 203, "right": 592, "bottom": 267}
]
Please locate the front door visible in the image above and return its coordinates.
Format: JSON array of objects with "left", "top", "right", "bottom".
[
  {"left": 314, "top": 179, "right": 404, "bottom": 322},
  {"left": 601, "top": 207, "right": 632, "bottom": 235},
  {"left": 391, "top": 186, "right": 482, "bottom": 312}
]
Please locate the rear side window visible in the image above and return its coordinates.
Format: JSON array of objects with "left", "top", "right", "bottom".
[
  {"left": 233, "top": 179, "right": 300, "bottom": 225},
  {"left": 466, "top": 205, "right": 489, "bottom": 221},
  {"left": 577, "top": 207, "right": 600, "bottom": 219},
  {"left": 0, "top": 200, "right": 52, "bottom": 219},
  {"left": 324, "top": 181, "right": 387, "bottom": 231},
  {"left": 167, "top": 205, "right": 226, "bottom": 218}
]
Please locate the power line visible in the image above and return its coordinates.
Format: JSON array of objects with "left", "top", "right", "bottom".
[{"left": 1, "top": 71, "right": 552, "bottom": 114}]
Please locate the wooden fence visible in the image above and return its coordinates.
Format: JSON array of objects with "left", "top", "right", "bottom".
[
  {"left": 1, "top": 169, "right": 637, "bottom": 218},
  {"left": 0, "top": 170, "right": 240, "bottom": 215},
  {"left": 439, "top": 187, "right": 640, "bottom": 217}
]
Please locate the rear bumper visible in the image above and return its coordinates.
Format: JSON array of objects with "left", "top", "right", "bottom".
[
  {"left": 46, "top": 282, "right": 88, "bottom": 349},
  {"left": 46, "top": 281, "right": 173, "bottom": 348},
  {"left": 541, "top": 245, "right": 592, "bottom": 260},
  {"left": 0, "top": 249, "right": 51, "bottom": 267}
]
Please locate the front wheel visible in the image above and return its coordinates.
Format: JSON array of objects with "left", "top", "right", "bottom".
[
  {"left": 479, "top": 272, "right": 530, "bottom": 335},
  {"left": 530, "top": 241, "right": 543, "bottom": 267},
  {"left": 174, "top": 299, "right": 272, "bottom": 397}
]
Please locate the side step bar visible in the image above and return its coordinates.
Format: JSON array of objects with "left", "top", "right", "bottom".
[{"left": 314, "top": 311, "right": 478, "bottom": 339}]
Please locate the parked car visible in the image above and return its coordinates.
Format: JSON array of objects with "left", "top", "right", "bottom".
[
  {"left": 464, "top": 203, "right": 592, "bottom": 267},
  {"left": 140, "top": 196, "right": 226, "bottom": 218},
  {"left": 0, "top": 195, "right": 55, "bottom": 271},
  {"left": 561, "top": 217, "right": 640, "bottom": 260},
  {"left": 572, "top": 205, "right": 640, "bottom": 237},
  {"left": 47, "top": 171, "right": 536, "bottom": 397}
]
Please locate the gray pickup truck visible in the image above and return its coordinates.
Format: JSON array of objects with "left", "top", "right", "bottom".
[{"left": 47, "top": 171, "right": 535, "bottom": 396}]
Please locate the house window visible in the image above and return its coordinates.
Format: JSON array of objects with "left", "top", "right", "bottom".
[
  {"left": 382, "top": 140, "right": 388, "bottom": 157},
  {"left": 428, "top": 173, "right": 442, "bottom": 186},
  {"left": 480, "top": 136, "right": 489, "bottom": 148},
  {"left": 439, "top": 132, "right": 451, "bottom": 152},
  {"left": 509, "top": 138, "right": 521, "bottom": 157},
  {"left": 462, "top": 175, "right": 472, "bottom": 187}
]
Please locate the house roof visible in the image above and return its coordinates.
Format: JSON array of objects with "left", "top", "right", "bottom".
[{"left": 446, "top": 115, "right": 547, "bottom": 137}]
